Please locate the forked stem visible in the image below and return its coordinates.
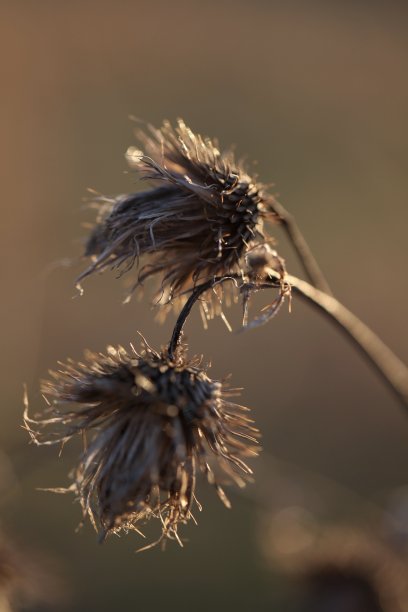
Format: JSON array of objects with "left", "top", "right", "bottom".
[{"left": 168, "top": 274, "right": 408, "bottom": 409}]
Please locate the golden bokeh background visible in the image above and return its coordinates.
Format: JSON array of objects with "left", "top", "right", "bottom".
[{"left": 1, "top": 1, "right": 408, "bottom": 610}]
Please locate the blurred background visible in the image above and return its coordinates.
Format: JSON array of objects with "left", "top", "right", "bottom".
[{"left": 1, "top": 1, "right": 408, "bottom": 610}]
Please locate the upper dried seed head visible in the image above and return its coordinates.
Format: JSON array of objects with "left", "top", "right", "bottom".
[{"left": 78, "top": 119, "right": 279, "bottom": 308}]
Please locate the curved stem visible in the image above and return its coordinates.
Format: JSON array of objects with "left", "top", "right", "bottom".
[
  {"left": 169, "top": 273, "right": 408, "bottom": 408},
  {"left": 271, "top": 199, "right": 333, "bottom": 295},
  {"left": 168, "top": 277, "right": 235, "bottom": 360},
  {"left": 264, "top": 271, "right": 408, "bottom": 408}
]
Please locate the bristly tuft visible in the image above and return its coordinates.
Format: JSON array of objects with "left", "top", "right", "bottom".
[
  {"left": 24, "top": 342, "right": 259, "bottom": 549},
  {"left": 77, "top": 119, "right": 280, "bottom": 310}
]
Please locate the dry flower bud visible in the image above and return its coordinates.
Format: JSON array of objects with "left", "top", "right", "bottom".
[
  {"left": 245, "top": 243, "right": 286, "bottom": 281},
  {"left": 241, "top": 243, "right": 291, "bottom": 328}
]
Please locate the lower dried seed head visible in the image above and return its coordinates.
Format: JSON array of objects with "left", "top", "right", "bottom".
[{"left": 25, "top": 343, "right": 259, "bottom": 548}]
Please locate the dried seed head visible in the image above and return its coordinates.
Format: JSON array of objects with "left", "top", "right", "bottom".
[
  {"left": 25, "top": 343, "right": 259, "bottom": 549},
  {"left": 78, "top": 119, "right": 279, "bottom": 309},
  {"left": 295, "top": 529, "right": 408, "bottom": 612},
  {"left": 261, "top": 510, "right": 408, "bottom": 612},
  {"left": 0, "top": 532, "right": 65, "bottom": 611}
]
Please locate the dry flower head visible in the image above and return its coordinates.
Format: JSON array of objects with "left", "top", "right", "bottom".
[
  {"left": 78, "top": 119, "right": 281, "bottom": 319},
  {"left": 24, "top": 342, "right": 259, "bottom": 550},
  {"left": 261, "top": 509, "right": 408, "bottom": 612},
  {"left": 0, "top": 532, "right": 66, "bottom": 611}
]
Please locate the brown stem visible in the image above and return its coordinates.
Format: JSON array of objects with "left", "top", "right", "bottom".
[
  {"left": 271, "top": 199, "right": 333, "bottom": 295},
  {"left": 266, "top": 271, "right": 408, "bottom": 408},
  {"left": 167, "top": 277, "right": 236, "bottom": 360}
]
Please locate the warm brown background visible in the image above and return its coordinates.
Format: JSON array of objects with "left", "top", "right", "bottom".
[{"left": 1, "top": 1, "right": 408, "bottom": 610}]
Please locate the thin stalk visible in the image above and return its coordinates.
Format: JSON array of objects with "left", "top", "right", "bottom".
[
  {"left": 270, "top": 199, "right": 333, "bottom": 295},
  {"left": 265, "top": 271, "right": 408, "bottom": 408},
  {"left": 168, "top": 277, "right": 236, "bottom": 360}
]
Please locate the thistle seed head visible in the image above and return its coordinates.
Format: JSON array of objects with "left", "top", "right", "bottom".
[
  {"left": 0, "top": 532, "right": 65, "bottom": 610},
  {"left": 295, "top": 529, "right": 408, "bottom": 612},
  {"left": 25, "top": 342, "right": 259, "bottom": 549},
  {"left": 261, "top": 511, "right": 408, "bottom": 612},
  {"left": 78, "top": 119, "right": 279, "bottom": 307}
]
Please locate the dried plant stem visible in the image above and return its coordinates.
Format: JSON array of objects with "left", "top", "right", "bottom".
[
  {"left": 271, "top": 199, "right": 333, "bottom": 295},
  {"left": 168, "top": 277, "right": 234, "bottom": 360},
  {"left": 279, "top": 272, "right": 408, "bottom": 408},
  {"left": 169, "top": 274, "right": 408, "bottom": 409}
]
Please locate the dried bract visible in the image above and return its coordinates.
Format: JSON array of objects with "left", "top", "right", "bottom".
[
  {"left": 78, "top": 119, "right": 279, "bottom": 310},
  {"left": 24, "top": 343, "right": 259, "bottom": 549}
]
